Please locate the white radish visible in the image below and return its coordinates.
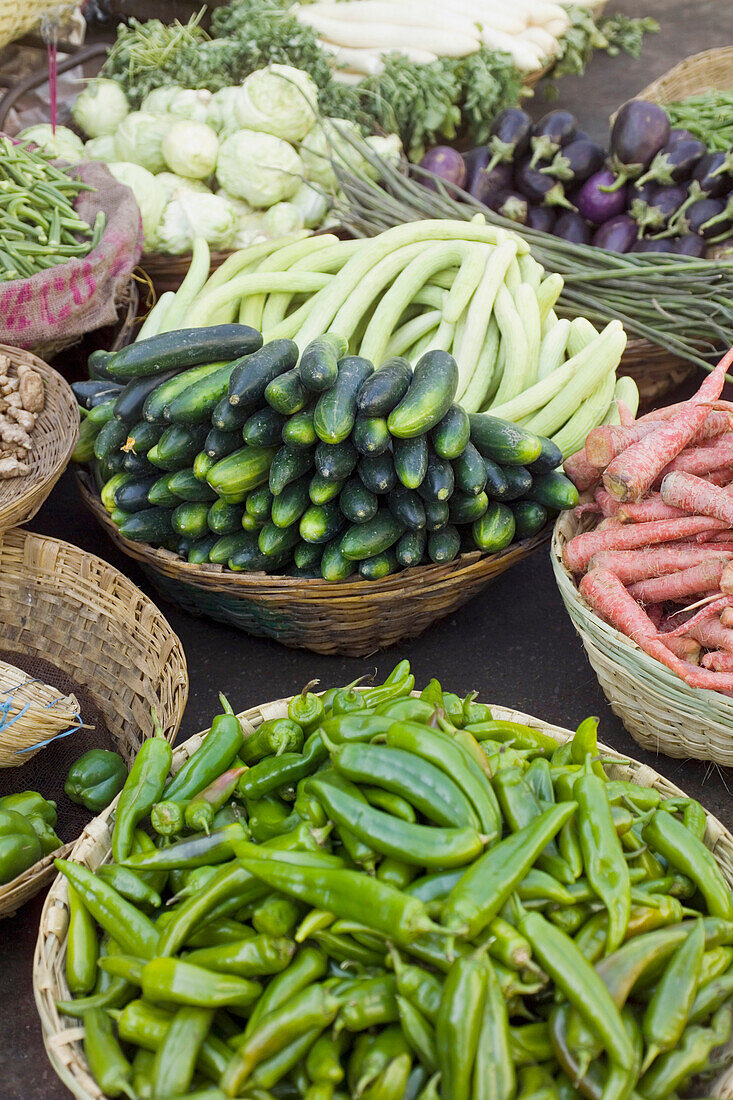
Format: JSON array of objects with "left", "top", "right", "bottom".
[
  {"left": 545, "top": 17, "right": 571, "bottom": 37},
  {"left": 304, "top": 1, "right": 480, "bottom": 38},
  {"left": 331, "top": 70, "right": 365, "bottom": 85},
  {"left": 414, "top": 0, "right": 528, "bottom": 35},
  {"left": 320, "top": 43, "right": 385, "bottom": 76},
  {"left": 513, "top": 0, "right": 571, "bottom": 25},
  {"left": 520, "top": 25, "right": 560, "bottom": 55},
  {"left": 296, "top": 10, "right": 481, "bottom": 56},
  {"left": 479, "top": 27, "right": 544, "bottom": 70}
]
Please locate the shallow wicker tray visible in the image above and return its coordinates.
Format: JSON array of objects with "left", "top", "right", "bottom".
[
  {"left": 0, "top": 527, "right": 188, "bottom": 917},
  {"left": 77, "top": 470, "right": 549, "bottom": 656},
  {"left": 34, "top": 691, "right": 733, "bottom": 1100},
  {"left": 0, "top": 345, "right": 78, "bottom": 535},
  {"left": 552, "top": 507, "right": 733, "bottom": 766}
]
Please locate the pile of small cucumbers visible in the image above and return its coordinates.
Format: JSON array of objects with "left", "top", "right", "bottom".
[{"left": 73, "top": 324, "right": 579, "bottom": 580}]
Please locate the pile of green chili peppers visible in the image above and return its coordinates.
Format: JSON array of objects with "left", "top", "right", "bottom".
[
  {"left": 54, "top": 661, "right": 733, "bottom": 1100},
  {"left": 0, "top": 136, "right": 105, "bottom": 282}
]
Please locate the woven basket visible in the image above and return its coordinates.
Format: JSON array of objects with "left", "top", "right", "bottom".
[
  {"left": 0, "top": 527, "right": 188, "bottom": 917},
  {"left": 76, "top": 470, "right": 549, "bottom": 656},
  {"left": 34, "top": 693, "right": 733, "bottom": 1100},
  {"left": 0, "top": 345, "right": 78, "bottom": 535},
  {"left": 637, "top": 46, "right": 733, "bottom": 104},
  {"left": 0, "top": 659, "right": 81, "bottom": 767},
  {"left": 552, "top": 507, "right": 733, "bottom": 766},
  {"left": 0, "top": 0, "right": 69, "bottom": 49},
  {"left": 140, "top": 249, "right": 234, "bottom": 297},
  {"left": 617, "top": 337, "right": 696, "bottom": 410}
]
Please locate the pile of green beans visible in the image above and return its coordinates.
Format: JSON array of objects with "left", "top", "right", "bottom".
[
  {"left": 0, "top": 136, "right": 105, "bottom": 282},
  {"left": 54, "top": 662, "right": 733, "bottom": 1100},
  {"left": 665, "top": 92, "right": 733, "bottom": 153}
]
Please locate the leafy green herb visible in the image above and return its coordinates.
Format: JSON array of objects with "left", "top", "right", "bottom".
[{"left": 548, "top": 6, "right": 659, "bottom": 80}]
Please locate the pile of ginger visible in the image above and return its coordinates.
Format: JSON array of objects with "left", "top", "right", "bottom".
[{"left": 0, "top": 353, "right": 45, "bottom": 479}]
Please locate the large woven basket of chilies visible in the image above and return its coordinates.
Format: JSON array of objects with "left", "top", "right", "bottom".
[{"left": 32, "top": 671, "right": 733, "bottom": 1100}]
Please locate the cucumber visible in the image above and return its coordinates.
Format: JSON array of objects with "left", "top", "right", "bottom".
[
  {"left": 72, "top": 380, "right": 123, "bottom": 408},
  {"left": 396, "top": 529, "right": 427, "bottom": 568},
  {"left": 93, "top": 417, "right": 127, "bottom": 462},
  {"left": 87, "top": 400, "right": 117, "bottom": 427},
  {"left": 468, "top": 414, "right": 543, "bottom": 467},
  {"left": 496, "top": 466, "right": 532, "bottom": 502},
  {"left": 114, "top": 369, "right": 179, "bottom": 423},
  {"left": 309, "top": 473, "right": 345, "bottom": 505},
  {"left": 512, "top": 500, "right": 549, "bottom": 540},
  {"left": 424, "top": 499, "right": 449, "bottom": 531},
  {"left": 258, "top": 521, "right": 302, "bottom": 557},
  {"left": 265, "top": 369, "right": 309, "bottom": 415},
  {"left": 481, "top": 457, "right": 509, "bottom": 500},
  {"left": 356, "top": 357, "right": 412, "bottom": 417},
  {"left": 122, "top": 451, "right": 156, "bottom": 477},
  {"left": 229, "top": 539, "right": 292, "bottom": 573},
  {"left": 340, "top": 511, "right": 404, "bottom": 561},
  {"left": 150, "top": 424, "right": 209, "bottom": 471},
  {"left": 194, "top": 451, "right": 216, "bottom": 481},
  {"left": 294, "top": 542, "right": 323, "bottom": 571},
  {"left": 388, "top": 351, "right": 458, "bottom": 439},
  {"left": 165, "top": 362, "right": 239, "bottom": 424},
  {"left": 205, "top": 427, "right": 242, "bottom": 460},
  {"left": 417, "top": 455, "right": 454, "bottom": 503},
  {"left": 168, "top": 469, "right": 217, "bottom": 502},
  {"left": 271, "top": 477, "right": 311, "bottom": 528},
  {"left": 449, "top": 490, "right": 489, "bottom": 525},
  {"left": 453, "top": 443, "right": 487, "bottom": 497},
  {"left": 269, "top": 445, "right": 314, "bottom": 496},
  {"left": 299, "top": 334, "right": 348, "bottom": 393},
  {"left": 528, "top": 471, "right": 579, "bottom": 511},
  {"left": 527, "top": 436, "right": 563, "bottom": 477},
  {"left": 98, "top": 451, "right": 125, "bottom": 479},
  {"left": 313, "top": 356, "right": 374, "bottom": 445},
  {"left": 110, "top": 508, "right": 132, "bottom": 527},
  {"left": 321, "top": 537, "right": 357, "bottom": 581},
  {"left": 428, "top": 526, "right": 461, "bottom": 564},
  {"left": 210, "top": 532, "right": 252, "bottom": 564},
  {"left": 173, "top": 536, "right": 194, "bottom": 558},
  {"left": 172, "top": 502, "right": 210, "bottom": 539},
  {"left": 299, "top": 501, "right": 344, "bottom": 545},
  {"left": 358, "top": 452, "right": 396, "bottom": 496},
  {"left": 315, "top": 440, "right": 358, "bottom": 481},
  {"left": 241, "top": 512, "right": 265, "bottom": 532},
  {"left": 72, "top": 416, "right": 100, "bottom": 463},
  {"left": 282, "top": 410, "right": 317, "bottom": 449},
  {"left": 228, "top": 339, "right": 299, "bottom": 408},
  {"left": 393, "top": 436, "right": 428, "bottom": 490},
  {"left": 124, "top": 420, "right": 163, "bottom": 455},
  {"left": 353, "top": 417, "right": 390, "bottom": 456},
  {"left": 88, "top": 390, "right": 123, "bottom": 410},
  {"left": 242, "top": 409, "right": 287, "bottom": 448},
  {"left": 340, "top": 479, "right": 378, "bottom": 525},
  {"left": 208, "top": 500, "right": 244, "bottom": 535},
  {"left": 387, "top": 486, "right": 426, "bottom": 530},
  {"left": 106, "top": 325, "right": 262, "bottom": 379},
  {"left": 143, "top": 362, "right": 226, "bottom": 423},
  {"left": 88, "top": 349, "right": 115, "bottom": 381},
  {"left": 472, "top": 502, "right": 516, "bottom": 553},
  {"left": 188, "top": 535, "right": 219, "bottom": 564},
  {"left": 101, "top": 473, "right": 132, "bottom": 513},
  {"left": 208, "top": 446, "right": 277, "bottom": 500},
  {"left": 246, "top": 486, "right": 274, "bottom": 521},
  {"left": 148, "top": 474, "right": 180, "bottom": 507},
  {"left": 432, "top": 404, "right": 470, "bottom": 460},
  {"left": 287, "top": 563, "right": 320, "bottom": 579},
  {"left": 212, "top": 395, "right": 249, "bottom": 432},
  {"left": 118, "top": 508, "right": 174, "bottom": 544},
  {"left": 360, "top": 549, "right": 399, "bottom": 580}
]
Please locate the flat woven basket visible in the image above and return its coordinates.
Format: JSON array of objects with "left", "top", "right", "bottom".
[
  {"left": 76, "top": 470, "right": 549, "bottom": 657},
  {"left": 0, "top": 345, "right": 78, "bottom": 535},
  {"left": 552, "top": 507, "right": 733, "bottom": 766},
  {"left": 0, "top": 658, "right": 82, "bottom": 767},
  {"left": 0, "top": 0, "right": 69, "bottom": 49},
  {"left": 0, "top": 526, "right": 188, "bottom": 917},
  {"left": 34, "top": 693, "right": 733, "bottom": 1100}
]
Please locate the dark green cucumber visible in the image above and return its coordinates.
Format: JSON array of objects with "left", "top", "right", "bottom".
[
  {"left": 241, "top": 512, "right": 265, "bottom": 532},
  {"left": 526, "top": 437, "right": 563, "bottom": 477},
  {"left": 88, "top": 389, "right": 123, "bottom": 410},
  {"left": 340, "top": 479, "right": 378, "bottom": 525},
  {"left": 228, "top": 339, "right": 298, "bottom": 408},
  {"left": 417, "top": 455, "right": 454, "bottom": 503},
  {"left": 246, "top": 486, "right": 274, "bottom": 521},
  {"left": 269, "top": 445, "right": 314, "bottom": 496},
  {"left": 315, "top": 440, "right": 358, "bottom": 482},
  {"left": 212, "top": 395, "right": 249, "bottom": 432},
  {"left": 472, "top": 502, "right": 516, "bottom": 552},
  {"left": 432, "top": 404, "right": 470, "bottom": 460},
  {"left": 87, "top": 400, "right": 117, "bottom": 427},
  {"left": 309, "top": 473, "right": 345, "bottom": 505},
  {"left": 102, "top": 473, "right": 132, "bottom": 513},
  {"left": 453, "top": 443, "right": 487, "bottom": 497},
  {"left": 265, "top": 369, "right": 309, "bottom": 415},
  {"left": 149, "top": 424, "right": 209, "bottom": 471},
  {"left": 387, "top": 486, "right": 426, "bottom": 530},
  {"left": 229, "top": 538, "right": 292, "bottom": 573},
  {"left": 168, "top": 469, "right": 217, "bottom": 502},
  {"left": 449, "top": 490, "right": 489, "bottom": 525},
  {"left": 424, "top": 499, "right": 449, "bottom": 531},
  {"left": 188, "top": 535, "right": 219, "bottom": 564},
  {"left": 271, "top": 477, "right": 311, "bottom": 528},
  {"left": 114, "top": 370, "right": 179, "bottom": 422},
  {"left": 143, "top": 362, "right": 226, "bottom": 423},
  {"left": 396, "top": 529, "right": 427, "bottom": 568},
  {"left": 468, "top": 414, "right": 543, "bottom": 467},
  {"left": 387, "top": 351, "right": 458, "bottom": 439},
  {"left": 393, "top": 436, "right": 429, "bottom": 490},
  {"left": 353, "top": 417, "right": 390, "bottom": 456},
  {"left": 428, "top": 525, "right": 461, "bottom": 564},
  {"left": 282, "top": 410, "right": 317, "bottom": 449},
  {"left": 173, "top": 536, "right": 194, "bottom": 558},
  {"left": 299, "top": 501, "right": 344, "bottom": 545},
  {"left": 172, "top": 502, "right": 210, "bottom": 539},
  {"left": 313, "top": 356, "right": 373, "bottom": 445},
  {"left": 98, "top": 451, "right": 125, "bottom": 479},
  {"left": 356, "top": 357, "right": 412, "bottom": 417},
  {"left": 258, "top": 521, "right": 302, "bottom": 557},
  {"left": 87, "top": 349, "right": 115, "bottom": 381},
  {"left": 110, "top": 507, "right": 131, "bottom": 527},
  {"left": 93, "top": 418, "right": 128, "bottom": 462},
  {"left": 210, "top": 532, "right": 252, "bottom": 564},
  {"left": 72, "top": 380, "right": 123, "bottom": 408},
  {"left": 321, "top": 537, "right": 357, "bottom": 581},
  {"left": 208, "top": 446, "right": 277, "bottom": 500},
  {"left": 294, "top": 542, "right": 323, "bottom": 571},
  {"left": 242, "top": 409, "right": 286, "bottom": 448},
  {"left": 358, "top": 452, "right": 396, "bottom": 496},
  {"left": 124, "top": 420, "right": 163, "bottom": 455},
  {"left": 482, "top": 457, "right": 509, "bottom": 500},
  {"left": 165, "top": 362, "right": 240, "bottom": 424},
  {"left": 208, "top": 500, "right": 244, "bottom": 535},
  {"left": 340, "top": 511, "right": 404, "bottom": 561},
  {"left": 122, "top": 451, "right": 156, "bottom": 477},
  {"left": 528, "top": 471, "right": 579, "bottom": 511},
  {"left": 299, "top": 334, "right": 348, "bottom": 393},
  {"left": 512, "top": 500, "right": 548, "bottom": 540},
  {"left": 148, "top": 474, "right": 180, "bottom": 507},
  {"left": 106, "top": 325, "right": 262, "bottom": 380},
  {"left": 118, "top": 508, "right": 173, "bottom": 544},
  {"left": 204, "top": 427, "right": 241, "bottom": 461},
  {"left": 359, "top": 549, "right": 399, "bottom": 580},
  {"left": 194, "top": 452, "right": 216, "bottom": 481},
  {"left": 495, "top": 465, "right": 532, "bottom": 502},
  {"left": 114, "top": 477, "right": 158, "bottom": 514}
]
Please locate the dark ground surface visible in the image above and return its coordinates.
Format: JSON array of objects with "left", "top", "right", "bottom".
[{"left": 3, "top": 3, "right": 733, "bottom": 1097}]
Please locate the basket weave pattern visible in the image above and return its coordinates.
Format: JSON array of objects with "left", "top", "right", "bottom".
[
  {"left": 0, "top": 0, "right": 66, "bottom": 49},
  {"left": 638, "top": 46, "right": 733, "bottom": 103},
  {"left": 34, "top": 695, "right": 733, "bottom": 1100},
  {"left": 0, "top": 527, "right": 188, "bottom": 916}
]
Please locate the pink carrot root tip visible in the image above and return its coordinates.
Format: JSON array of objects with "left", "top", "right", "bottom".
[
  {"left": 661, "top": 471, "right": 733, "bottom": 527},
  {"left": 626, "top": 558, "right": 728, "bottom": 605},
  {"left": 564, "top": 515, "right": 729, "bottom": 573}
]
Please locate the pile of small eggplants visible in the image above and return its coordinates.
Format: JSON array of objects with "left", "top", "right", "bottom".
[
  {"left": 419, "top": 100, "right": 733, "bottom": 255},
  {"left": 54, "top": 663, "right": 733, "bottom": 1100}
]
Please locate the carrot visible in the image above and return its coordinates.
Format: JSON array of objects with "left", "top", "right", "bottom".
[
  {"left": 587, "top": 547, "right": 733, "bottom": 584},
  {"left": 660, "top": 635, "right": 702, "bottom": 664},
  {"left": 564, "top": 448, "right": 603, "bottom": 491},
  {"left": 680, "top": 666, "right": 733, "bottom": 694},
  {"left": 564, "top": 515, "right": 729, "bottom": 573},
  {"left": 574, "top": 503, "right": 603, "bottom": 517},
  {"left": 657, "top": 437, "right": 733, "bottom": 480},
  {"left": 686, "top": 616, "right": 733, "bottom": 655},
  {"left": 705, "top": 469, "right": 733, "bottom": 487},
  {"left": 595, "top": 487, "right": 621, "bottom": 516},
  {"left": 602, "top": 346, "right": 733, "bottom": 502},
  {"left": 662, "top": 596, "right": 733, "bottom": 637},
  {"left": 646, "top": 602, "right": 664, "bottom": 629},
  {"left": 626, "top": 558, "right": 728, "bottom": 604},
  {"left": 721, "top": 607, "right": 733, "bottom": 627},
  {"left": 617, "top": 496, "right": 687, "bottom": 524},
  {"left": 701, "top": 651, "right": 733, "bottom": 671},
  {"left": 585, "top": 422, "right": 661, "bottom": 467},
  {"left": 720, "top": 562, "right": 733, "bottom": 594},
  {"left": 596, "top": 517, "right": 623, "bottom": 532},
  {"left": 617, "top": 399, "right": 636, "bottom": 427},
  {"left": 660, "top": 471, "right": 733, "bottom": 526}
]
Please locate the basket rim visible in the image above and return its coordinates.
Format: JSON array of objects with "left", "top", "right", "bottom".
[{"left": 638, "top": 46, "right": 733, "bottom": 101}]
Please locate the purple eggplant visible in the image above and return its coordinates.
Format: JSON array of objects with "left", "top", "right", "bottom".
[
  {"left": 486, "top": 108, "right": 532, "bottom": 171},
  {"left": 592, "top": 215, "right": 637, "bottom": 253},
  {"left": 514, "top": 158, "right": 575, "bottom": 208},
  {"left": 539, "top": 138, "right": 605, "bottom": 184},
  {"left": 691, "top": 152, "right": 732, "bottom": 198},
  {"left": 575, "top": 170, "right": 628, "bottom": 225},
  {"left": 669, "top": 234, "right": 707, "bottom": 257},
  {"left": 526, "top": 206, "right": 557, "bottom": 233},
  {"left": 634, "top": 138, "right": 706, "bottom": 187},
  {"left": 574, "top": 130, "right": 592, "bottom": 143},
  {"left": 553, "top": 211, "right": 592, "bottom": 245},
  {"left": 605, "top": 99, "right": 670, "bottom": 190},
  {"left": 631, "top": 238, "right": 675, "bottom": 253},
  {"left": 630, "top": 183, "right": 688, "bottom": 236},
  {"left": 529, "top": 110, "right": 578, "bottom": 168},
  {"left": 419, "top": 146, "right": 466, "bottom": 191},
  {"left": 669, "top": 127, "right": 697, "bottom": 145},
  {"left": 631, "top": 179, "right": 659, "bottom": 206},
  {"left": 487, "top": 189, "right": 529, "bottom": 224},
  {"left": 686, "top": 198, "right": 728, "bottom": 237},
  {"left": 462, "top": 151, "right": 514, "bottom": 205}
]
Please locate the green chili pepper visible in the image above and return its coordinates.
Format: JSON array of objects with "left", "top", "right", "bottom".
[
  {"left": 150, "top": 1005, "right": 215, "bottom": 1100},
  {"left": 116, "top": 999, "right": 231, "bottom": 1081},
  {"left": 122, "top": 824, "right": 247, "bottom": 872},
  {"left": 604, "top": 781, "right": 662, "bottom": 811},
  {"left": 486, "top": 916, "right": 541, "bottom": 977},
  {"left": 574, "top": 759, "right": 631, "bottom": 952},
  {"left": 83, "top": 1008, "right": 134, "bottom": 1098},
  {"left": 142, "top": 956, "right": 261, "bottom": 1008},
  {"left": 247, "top": 794, "right": 294, "bottom": 841},
  {"left": 436, "top": 953, "right": 487, "bottom": 1100},
  {"left": 251, "top": 1028, "right": 322, "bottom": 1089},
  {"left": 396, "top": 995, "right": 437, "bottom": 1071},
  {"left": 185, "top": 933, "right": 296, "bottom": 978},
  {"left": 643, "top": 809, "right": 733, "bottom": 919},
  {"left": 517, "top": 868, "right": 575, "bottom": 906},
  {"left": 294, "top": 780, "right": 329, "bottom": 830},
  {"left": 64, "top": 750, "right": 127, "bottom": 812},
  {"left": 252, "top": 894, "right": 301, "bottom": 937},
  {"left": 569, "top": 716, "right": 606, "bottom": 778},
  {"left": 688, "top": 965, "right": 733, "bottom": 1025},
  {"left": 131, "top": 1046, "right": 155, "bottom": 1100},
  {"left": 289, "top": 680, "right": 326, "bottom": 731},
  {"left": 494, "top": 767, "right": 574, "bottom": 883},
  {"left": 375, "top": 698, "right": 435, "bottom": 722},
  {"left": 242, "top": 719, "right": 304, "bottom": 764},
  {"left": 184, "top": 767, "right": 246, "bottom": 834},
  {"left": 55, "top": 859, "right": 158, "bottom": 957},
  {"left": 467, "top": 720, "right": 559, "bottom": 758},
  {"left": 131, "top": 829, "right": 168, "bottom": 896},
  {"left": 638, "top": 1006, "right": 732, "bottom": 1100},
  {"left": 334, "top": 973, "right": 398, "bottom": 1032},
  {"left": 509, "top": 1022, "right": 554, "bottom": 1067},
  {"left": 641, "top": 916, "right": 706, "bottom": 1071},
  {"left": 165, "top": 695, "right": 243, "bottom": 802},
  {"left": 362, "top": 785, "right": 416, "bottom": 822},
  {"left": 391, "top": 950, "right": 443, "bottom": 1022},
  {"left": 348, "top": 1027, "right": 409, "bottom": 1096},
  {"left": 558, "top": 820, "right": 583, "bottom": 881},
  {"left": 362, "top": 1053, "right": 413, "bottom": 1100},
  {"left": 331, "top": 686, "right": 366, "bottom": 716},
  {"left": 315, "top": 930, "right": 386, "bottom": 968},
  {"left": 700, "top": 944, "right": 733, "bottom": 984},
  {"left": 238, "top": 733, "right": 328, "bottom": 801},
  {"left": 309, "top": 770, "right": 378, "bottom": 872},
  {"left": 97, "top": 863, "right": 162, "bottom": 908},
  {"left": 319, "top": 714, "right": 395, "bottom": 743},
  {"left": 112, "top": 711, "right": 172, "bottom": 863},
  {"left": 377, "top": 857, "right": 417, "bottom": 889},
  {"left": 296, "top": 909, "right": 335, "bottom": 943},
  {"left": 243, "top": 945, "right": 327, "bottom": 1039},
  {"left": 98, "top": 953, "right": 146, "bottom": 986},
  {"left": 682, "top": 798, "right": 707, "bottom": 840},
  {"left": 306, "top": 1032, "right": 347, "bottom": 1084},
  {"left": 65, "top": 884, "right": 99, "bottom": 995}
]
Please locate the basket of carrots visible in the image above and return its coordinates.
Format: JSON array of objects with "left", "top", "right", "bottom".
[{"left": 552, "top": 345, "right": 733, "bottom": 766}]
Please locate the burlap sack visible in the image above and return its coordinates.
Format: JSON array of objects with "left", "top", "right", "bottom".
[{"left": 0, "top": 160, "right": 143, "bottom": 350}]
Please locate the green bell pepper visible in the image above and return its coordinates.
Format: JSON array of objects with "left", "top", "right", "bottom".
[
  {"left": 0, "top": 790, "right": 57, "bottom": 825},
  {"left": 0, "top": 809, "right": 42, "bottom": 883},
  {"left": 65, "top": 749, "right": 128, "bottom": 813}
]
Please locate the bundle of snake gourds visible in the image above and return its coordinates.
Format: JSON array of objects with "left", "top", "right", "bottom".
[{"left": 55, "top": 663, "right": 733, "bottom": 1100}]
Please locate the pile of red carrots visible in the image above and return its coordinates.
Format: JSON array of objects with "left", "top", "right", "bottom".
[{"left": 562, "top": 345, "right": 733, "bottom": 695}]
